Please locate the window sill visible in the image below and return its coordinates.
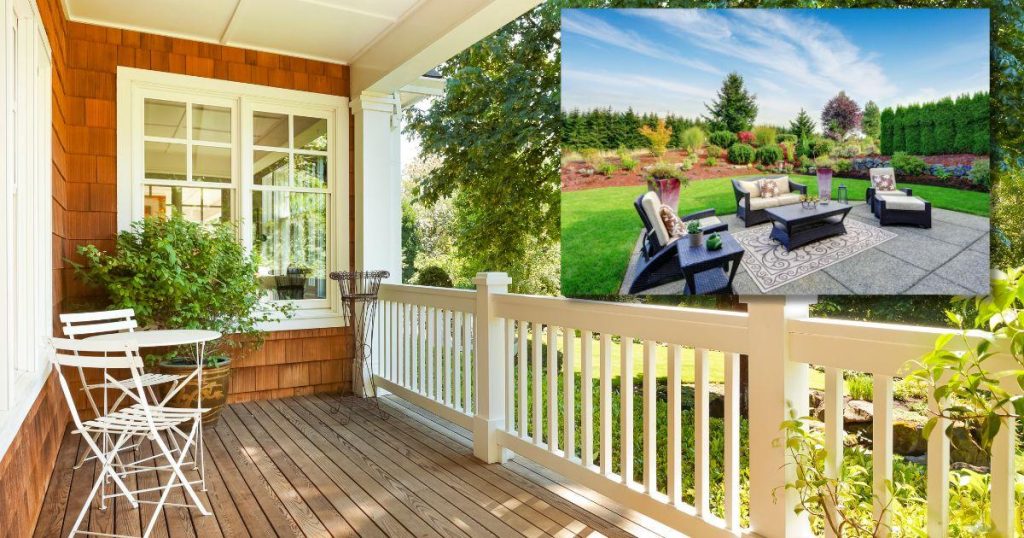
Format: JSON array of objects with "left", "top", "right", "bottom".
[{"left": 256, "top": 309, "right": 347, "bottom": 332}]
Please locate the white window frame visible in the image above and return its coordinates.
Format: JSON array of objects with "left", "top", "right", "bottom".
[
  {"left": 0, "top": 0, "right": 53, "bottom": 460},
  {"left": 116, "top": 67, "right": 350, "bottom": 331}
]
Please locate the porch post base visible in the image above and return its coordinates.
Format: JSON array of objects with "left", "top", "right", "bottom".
[{"left": 472, "top": 416, "right": 510, "bottom": 464}]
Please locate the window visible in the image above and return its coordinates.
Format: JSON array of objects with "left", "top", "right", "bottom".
[
  {"left": 117, "top": 68, "right": 349, "bottom": 329},
  {"left": 0, "top": 0, "right": 53, "bottom": 452}
]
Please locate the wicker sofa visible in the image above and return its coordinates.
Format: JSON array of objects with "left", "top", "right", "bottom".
[{"left": 731, "top": 176, "right": 808, "bottom": 226}]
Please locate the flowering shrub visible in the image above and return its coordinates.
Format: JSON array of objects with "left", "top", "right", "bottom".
[
  {"left": 852, "top": 157, "right": 889, "bottom": 172},
  {"left": 738, "top": 131, "right": 755, "bottom": 144}
]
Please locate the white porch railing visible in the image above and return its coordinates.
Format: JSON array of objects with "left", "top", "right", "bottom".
[{"left": 374, "top": 273, "right": 1022, "bottom": 538}]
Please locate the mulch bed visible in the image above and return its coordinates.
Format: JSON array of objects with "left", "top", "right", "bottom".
[{"left": 561, "top": 148, "right": 990, "bottom": 193}]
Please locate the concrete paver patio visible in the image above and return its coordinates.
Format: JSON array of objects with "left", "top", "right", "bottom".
[{"left": 623, "top": 201, "right": 990, "bottom": 295}]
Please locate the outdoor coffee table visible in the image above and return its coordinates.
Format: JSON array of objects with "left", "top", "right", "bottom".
[
  {"left": 676, "top": 232, "right": 744, "bottom": 295},
  {"left": 764, "top": 203, "right": 852, "bottom": 251}
]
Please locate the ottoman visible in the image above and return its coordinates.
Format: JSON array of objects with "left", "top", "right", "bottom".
[{"left": 874, "top": 194, "right": 931, "bottom": 228}]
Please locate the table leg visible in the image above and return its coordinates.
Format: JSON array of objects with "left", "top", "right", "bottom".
[{"left": 197, "top": 341, "right": 207, "bottom": 492}]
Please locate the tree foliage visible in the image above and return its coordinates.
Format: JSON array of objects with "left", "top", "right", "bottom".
[
  {"left": 861, "top": 100, "right": 881, "bottom": 140},
  {"left": 703, "top": 72, "right": 758, "bottom": 133},
  {"left": 821, "top": 91, "right": 861, "bottom": 140},
  {"left": 562, "top": 107, "right": 703, "bottom": 150},
  {"left": 638, "top": 118, "right": 674, "bottom": 157},
  {"left": 879, "top": 93, "right": 989, "bottom": 156}
]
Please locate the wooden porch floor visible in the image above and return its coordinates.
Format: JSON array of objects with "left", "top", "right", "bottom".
[{"left": 33, "top": 394, "right": 678, "bottom": 537}]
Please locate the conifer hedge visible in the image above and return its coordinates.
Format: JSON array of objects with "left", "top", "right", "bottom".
[
  {"left": 561, "top": 108, "right": 704, "bottom": 150},
  {"left": 879, "top": 92, "right": 989, "bottom": 156}
]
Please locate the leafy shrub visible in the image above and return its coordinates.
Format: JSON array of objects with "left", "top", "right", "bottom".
[
  {"left": 798, "top": 155, "right": 814, "bottom": 170},
  {"left": 705, "top": 144, "right": 724, "bottom": 158},
  {"left": 969, "top": 159, "right": 990, "bottom": 187},
  {"left": 814, "top": 156, "right": 834, "bottom": 169},
  {"left": 596, "top": 162, "right": 617, "bottom": 176},
  {"left": 645, "top": 161, "right": 683, "bottom": 180},
  {"left": 705, "top": 156, "right": 718, "bottom": 166},
  {"left": 680, "top": 127, "right": 706, "bottom": 154},
  {"left": 932, "top": 165, "right": 953, "bottom": 180},
  {"left": 755, "top": 145, "right": 782, "bottom": 165},
  {"left": 615, "top": 146, "right": 632, "bottom": 161},
  {"left": 709, "top": 130, "right": 737, "bottom": 148},
  {"left": 579, "top": 147, "right": 601, "bottom": 165},
  {"left": 846, "top": 374, "right": 873, "bottom": 401},
  {"left": 73, "top": 214, "right": 291, "bottom": 363},
  {"left": 638, "top": 119, "right": 673, "bottom": 158},
  {"left": 752, "top": 126, "right": 777, "bottom": 147},
  {"left": 620, "top": 156, "right": 639, "bottom": 171},
  {"left": 679, "top": 155, "right": 697, "bottom": 171},
  {"left": 779, "top": 141, "right": 796, "bottom": 162},
  {"left": 811, "top": 138, "right": 835, "bottom": 158},
  {"left": 728, "top": 143, "right": 755, "bottom": 164},
  {"left": 737, "top": 131, "right": 755, "bottom": 144},
  {"left": 413, "top": 265, "right": 453, "bottom": 287},
  {"left": 891, "top": 151, "right": 928, "bottom": 176},
  {"left": 832, "top": 143, "right": 861, "bottom": 158},
  {"left": 778, "top": 133, "right": 798, "bottom": 145},
  {"left": 834, "top": 158, "right": 852, "bottom": 174}
]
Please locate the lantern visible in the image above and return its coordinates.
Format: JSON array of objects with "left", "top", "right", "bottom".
[{"left": 837, "top": 183, "right": 848, "bottom": 205}]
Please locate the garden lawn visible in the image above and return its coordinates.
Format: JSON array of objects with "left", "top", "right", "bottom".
[{"left": 561, "top": 174, "right": 991, "bottom": 296}]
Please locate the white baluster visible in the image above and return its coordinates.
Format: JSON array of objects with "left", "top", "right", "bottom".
[
  {"left": 599, "top": 333, "right": 612, "bottom": 476},
  {"left": 518, "top": 320, "right": 528, "bottom": 440},
  {"left": 563, "top": 327, "right": 575, "bottom": 460},
  {"left": 581, "top": 330, "right": 594, "bottom": 468},
  {"left": 724, "top": 351, "right": 739, "bottom": 530},
  {"left": 620, "top": 337, "right": 633, "bottom": 485},
  {"left": 926, "top": 389, "right": 950, "bottom": 536},
  {"left": 547, "top": 325, "right": 558, "bottom": 453},
  {"left": 642, "top": 340, "right": 656, "bottom": 495},
  {"left": 990, "top": 413, "right": 1018, "bottom": 536},
  {"left": 443, "top": 310, "right": 452, "bottom": 406},
  {"left": 823, "top": 367, "right": 844, "bottom": 538},
  {"left": 533, "top": 322, "right": 543, "bottom": 446},
  {"left": 506, "top": 319, "right": 515, "bottom": 433},
  {"left": 453, "top": 312, "right": 463, "bottom": 411},
  {"left": 694, "top": 347, "right": 710, "bottom": 517},
  {"left": 667, "top": 344, "right": 681, "bottom": 507},
  {"left": 873, "top": 375, "right": 894, "bottom": 537}
]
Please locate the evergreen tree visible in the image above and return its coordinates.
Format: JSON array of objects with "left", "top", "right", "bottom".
[
  {"left": 953, "top": 94, "right": 974, "bottom": 153},
  {"left": 880, "top": 107, "right": 894, "bottom": 155},
  {"left": 892, "top": 105, "right": 906, "bottom": 153},
  {"left": 919, "top": 102, "right": 936, "bottom": 155},
  {"left": 904, "top": 104, "right": 921, "bottom": 154},
  {"left": 862, "top": 101, "right": 881, "bottom": 140},
  {"left": 702, "top": 72, "right": 758, "bottom": 133},
  {"left": 789, "top": 108, "right": 816, "bottom": 140},
  {"left": 972, "top": 92, "right": 990, "bottom": 155},
  {"left": 933, "top": 97, "right": 956, "bottom": 153}
]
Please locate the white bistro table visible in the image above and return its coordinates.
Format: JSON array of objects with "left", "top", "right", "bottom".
[{"left": 85, "top": 329, "right": 221, "bottom": 490}]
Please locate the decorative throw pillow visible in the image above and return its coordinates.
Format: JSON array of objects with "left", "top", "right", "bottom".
[
  {"left": 658, "top": 205, "right": 685, "bottom": 238},
  {"left": 874, "top": 174, "right": 895, "bottom": 191},
  {"left": 756, "top": 178, "right": 779, "bottom": 198}
]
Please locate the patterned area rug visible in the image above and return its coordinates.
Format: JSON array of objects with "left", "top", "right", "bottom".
[{"left": 733, "top": 219, "right": 896, "bottom": 292}]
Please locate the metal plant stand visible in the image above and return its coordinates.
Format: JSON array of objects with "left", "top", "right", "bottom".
[{"left": 329, "top": 270, "right": 390, "bottom": 422}]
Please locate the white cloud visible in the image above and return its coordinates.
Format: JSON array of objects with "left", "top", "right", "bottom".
[
  {"left": 562, "top": 69, "right": 714, "bottom": 116},
  {"left": 562, "top": 11, "right": 723, "bottom": 76}
]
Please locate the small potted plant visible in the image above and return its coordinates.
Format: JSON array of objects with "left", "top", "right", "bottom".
[
  {"left": 686, "top": 219, "right": 703, "bottom": 248},
  {"left": 72, "top": 213, "right": 293, "bottom": 426},
  {"left": 815, "top": 156, "right": 834, "bottom": 202}
]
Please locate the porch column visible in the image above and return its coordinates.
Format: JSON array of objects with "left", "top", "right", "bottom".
[
  {"left": 742, "top": 295, "right": 816, "bottom": 538},
  {"left": 472, "top": 272, "right": 512, "bottom": 464},
  {"left": 351, "top": 92, "right": 402, "bottom": 397}
]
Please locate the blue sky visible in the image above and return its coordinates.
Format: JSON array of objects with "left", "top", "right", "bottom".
[{"left": 561, "top": 9, "right": 990, "bottom": 126}]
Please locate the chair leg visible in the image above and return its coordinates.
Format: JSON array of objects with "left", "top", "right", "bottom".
[{"left": 152, "top": 420, "right": 210, "bottom": 516}]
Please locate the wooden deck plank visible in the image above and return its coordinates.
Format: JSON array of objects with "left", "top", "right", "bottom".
[
  {"left": 253, "top": 399, "right": 436, "bottom": 538},
  {"left": 293, "top": 396, "right": 517, "bottom": 538},
  {"left": 220, "top": 406, "right": 352, "bottom": 537},
  {"left": 308, "top": 394, "right": 549, "bottom": 537},
  {"left": 34, "top": 395, "right": 675, "bottom": 538},
  {"left": 112, "top": 439, "right": 142, "bottom": 538}
]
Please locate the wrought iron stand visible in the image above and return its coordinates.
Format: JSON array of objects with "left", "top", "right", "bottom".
[{"left": 329, "top": 270, "right": 389, "bottom": 422}]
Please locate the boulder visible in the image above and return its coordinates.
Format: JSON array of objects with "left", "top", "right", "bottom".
[{"left": 892, "top": 421, "right": 927, "bottom": 456}]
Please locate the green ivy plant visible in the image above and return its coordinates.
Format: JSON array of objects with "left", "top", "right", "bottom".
[
  {"left": 906, "top": 268, "right": 1024, "bottom": 449},
  {"left": 71, "top": 214, "right": 294, "bottom": 366}
]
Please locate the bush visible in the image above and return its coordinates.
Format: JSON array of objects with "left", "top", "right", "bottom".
[
  {"left": 709, "top": 130, "right": 737, "bottom": 148},
  {"left": 579, "top": 148, "right": 601, "bottom": 165},
  {"left": 596, "top": 162, "right": 617, "bottom": 176},
  {"left": 799, "top": 155, "right": 814, "bottom": 171},
  {"left": 834, "top": 158, "right": 852, "bottom": 174},
  {"left": 705, "top": 144, "right": 723, "bottom": 158},
  {"left": 846, "top": 374, "right": 873, "bottom": 401},
  {"left": 638, "top": 119, "right": 673, "bottom": 158},
  {"left": 832, "top": 143, "right": 861, "bottom": 158},
  {"left": 852, "top": 156, "right": 889, "bottom": 172},
  {"left": 705, "top": 156, "right": 717, "bottom": 166},
  {"left": 413, "top": 265, "right": 453, "bottom": 287},
  {"left": 891, "top": 151, "right": 928, "bottom": 176},
  {"left": 678, "top": 155, "right": 697, "bottom": 171},
  {"left": 680, "top": 127, "right": 706, "bottom": 154},
  {"left": 728, "top": 143, "right": 755, "bottom": 164},
  {"left": 778, "top": 133, "right": 798, "bottom": 145},
  {"left": 752, "top": 126, "right": 777, "bottom": 147},
  {"left": 645, "top": 161, "right": 683, "bottom": 180},
  {"left": 969, "top": 158, "right": 990, "bottom": 187},
  {"left": 811, "top": 138, "right": 835, "bottom": 158},
  {"left": 755, "top": 145, "right": 782, "bottom": 165},
  {"left": 779, "top": 141, "right": 796, "bottom": 162},
  {"left": 620, "top": 156, "right": 639, "bottom": 171},
  {"left": 737, "top": 131, "right": 755, "bottom": 145}
]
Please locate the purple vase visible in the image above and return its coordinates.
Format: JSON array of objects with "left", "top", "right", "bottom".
[
  {"left": 816, "top": 168, "right": 833, "bottom": 202},
  {"left": 647, "top": 177, "right": 681, "bottom": 212}
]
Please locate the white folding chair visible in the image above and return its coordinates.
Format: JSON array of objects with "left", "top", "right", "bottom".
[
  {"left": 60, "top": 310, "right": 184, "bottom": 470},
  {"left": 50, "top": 337, "right": 211, "bottom": 538}
]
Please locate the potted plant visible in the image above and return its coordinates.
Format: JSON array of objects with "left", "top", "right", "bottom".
[
  {"left": 644, "top": 161, "right": 689, "bottom": 212},
  {"left": 686, "top": 219, "right": 703, "bottom": 248},
  {"left": 72, "top": 214, "right": 292, "bottom": 426},
  {"left": 815, "top": 156, "right": 834, "bottom": 202}
]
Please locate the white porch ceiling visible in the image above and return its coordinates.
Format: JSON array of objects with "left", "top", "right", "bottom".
[{"left": 61, "top": 0, "right": 425, "bottom": 65}]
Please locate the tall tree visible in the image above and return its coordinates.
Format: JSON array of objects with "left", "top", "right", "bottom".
[
  {"left": 789, "top": 108, "right": 816, "bottom": 140},
  {"left": 702, "top": 72, "right": 758, "bottom": 133},
  {"left": 821, "top": 91, "right": 862, "bottom": 140},
  {"left": 861, "top": 101, "right": 881, "bottom": 140}
]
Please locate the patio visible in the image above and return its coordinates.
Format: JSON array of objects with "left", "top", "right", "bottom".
[
  {"left": 33, "top": 394, "right": 677, "bottom": 538},
  {"left": 622, "top": 200, "right": 990, "bottom": 295}
]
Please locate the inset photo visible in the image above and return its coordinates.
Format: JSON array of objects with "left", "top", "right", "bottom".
[{"left": 560, "top": 8, "right": 991, "bottom": 296}]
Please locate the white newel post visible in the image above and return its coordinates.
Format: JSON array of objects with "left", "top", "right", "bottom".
[
  {"left": 472, "top": 272, "right": 511, "bottom": 463},
  {"left": 351, "top": 92, "right": 403, "bottom": 397},
  {"left": 743, "top": 295, "right": 815, "bottom": 538}
]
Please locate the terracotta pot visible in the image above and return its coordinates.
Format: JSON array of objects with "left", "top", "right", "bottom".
[{"left": 157, "top": 358, "right": 231, "bottom": 427}]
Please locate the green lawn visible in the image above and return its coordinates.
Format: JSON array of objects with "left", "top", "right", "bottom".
[{"left": 561, "top": 174, "right": 991, "bottom": 296}]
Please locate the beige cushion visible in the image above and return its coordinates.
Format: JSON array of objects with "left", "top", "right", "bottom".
[
  {"left": 774, "top": 193, "right": 803, "bottom": 206},
  {"left": 773, "top": 176, "right": 791, "bottom": 194},
  {"left": 747, "top": 197, "right": 781, "bottom": 210},
  {"left": 881, "top": 196, "right": 926, "bottom": 211},
  {"left": 697, "top": 216, "right": 722, "bottom": 228},
  {"left": 737, "top": 180, "right": 761, "bottom": 198},
  {"left": 870, "top": 167, "right": 897, "bottom": 190},
  {"left": 641, "top": 191, "right": 671, "bottom": 246},
  {"left": 876, "top": 190, "right": 908, "bottom": 197}
]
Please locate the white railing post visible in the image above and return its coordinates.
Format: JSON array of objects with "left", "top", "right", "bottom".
[
  {"left": 472, "top": 272, "right": 511, "bottom": 463},
  {"left": 743, "top": 295, "right": 815, "bottom": 538}
]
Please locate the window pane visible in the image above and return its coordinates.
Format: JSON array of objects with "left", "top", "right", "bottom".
[
  {"left": 253, "top": 111, "right": 288, "bottom": 148},
  {"left": 253, "top": 191, "right": 328, "bottom": 301},
  {"left": 253, "top": 151, "right": 289, "bottom": 186},
  {"left": 144, "top": 185, "right": 232, "bottom": 224},
  {"left": 145, "top": 142, "right": 186, "bottom": 180},
  {"left": 192, "top": 146, "right": 232, "bottom": 183},
  {"left": 144, "top": 99, "right": 186, "bottom": 139},
  {"left": 294, "top": 116, "right": 327, "bottom": 151},
  {"left": 294, "top": 154, "right": 327, "bottom": 188},
  {"left": 193, "top": 104, "right": 231, "bottom": 143}
]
